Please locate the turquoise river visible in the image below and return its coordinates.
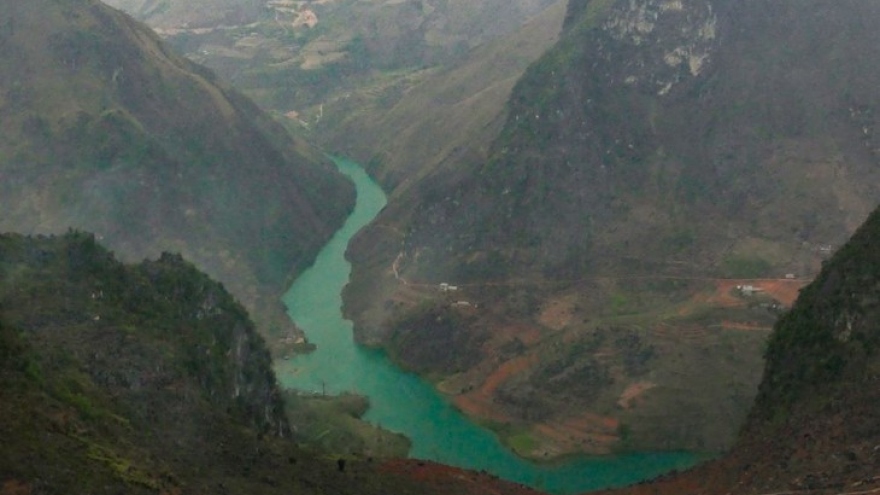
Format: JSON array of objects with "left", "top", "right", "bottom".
[{"left": 274, "top": 157, "right": 701, "bottom": 494}]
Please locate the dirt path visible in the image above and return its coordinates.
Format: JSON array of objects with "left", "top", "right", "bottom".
[
  {"left": 718, "top": 320, "right": 772, "bottom": 331},
  {"left": 453, "top": 355, "right": 539, "bottom": 424},
  {"left": 483, "top": 355, "right": 538, "bottom": 396},
  {"left": 388, "top": 251, "right": 811, "bottom": 297}
]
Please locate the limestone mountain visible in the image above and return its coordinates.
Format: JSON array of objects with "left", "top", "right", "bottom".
[
  {"left": 371, "top": 0, "right": 880, "bottom": 286},
  {"left": 0, "top": 0, "right": 354, "bottom": 345},
  {"left": 0, "top": 232, "right": 541, "bottom": 495},
  {"left": 341, "top": 0, "right": 880, "bottom": 458}
]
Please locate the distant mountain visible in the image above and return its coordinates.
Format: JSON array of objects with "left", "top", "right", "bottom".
[
  {"left": 101, "top": 0, "right": 561, "bottom": 120},
  {"left": 341, "top": 0, "right": 880, "bottom": 458},
  {"left": 103, "top": 0, "right": 265, "bottom": 29},
  {"left": 596, "top": 199, "right": 880, "bottom": 495},
  {"left": 318, "top": 0, "right": 567, "bottom": 190},
  {"left": 0, "top": 0, "right": 355, "bottom": 346}
]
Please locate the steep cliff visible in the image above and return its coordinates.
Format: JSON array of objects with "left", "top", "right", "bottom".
[
  {"left": 343, "top": 0, "right": 880, "bottom": 457},
  {"left": 0, "top": 0, "right": 355, "bottom": 346},
  {"left": 385, "top": 0, "right": 880, "bottom": 283},
  {"left": 0, "top": 232, "right": 540, "bottom": 495},
  {"left": 732, "top": 201, "right": 880, "bottom": 491},
  {"left": 0, "top": 232, "right": 288, "bottom": 492}
]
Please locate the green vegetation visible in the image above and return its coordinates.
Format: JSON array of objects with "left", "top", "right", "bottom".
[
  {"left": 386, "top": 299, "right": 486, "bottom": 375},
  {"left": 609, "top": 292, "right": 633, "bottom": 315},
  {"left": 0, "top": 232, "right": 435, "bottom": 495},
  {"left": 508, "top": 431, "right": 540, "bottom": 455},
  {"left": 282, "top": 391, "right": 410, "bottom": 459}
]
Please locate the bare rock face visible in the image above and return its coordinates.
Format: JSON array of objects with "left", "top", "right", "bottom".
[{"left": 601, "top": 0, "right": 718, "bottom": 92}]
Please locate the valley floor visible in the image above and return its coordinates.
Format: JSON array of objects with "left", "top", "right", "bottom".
[{"left": 383, "top": 250, "right": 810, "bottom": 460}]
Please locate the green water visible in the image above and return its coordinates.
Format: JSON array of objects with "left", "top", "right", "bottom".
[{"left": 275, "top": 157, "right": 700, "bottom": 494}]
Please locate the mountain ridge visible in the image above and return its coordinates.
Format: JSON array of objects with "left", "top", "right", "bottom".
[{"left": 0, "top": 0, "right": 355, "bottom": 348}]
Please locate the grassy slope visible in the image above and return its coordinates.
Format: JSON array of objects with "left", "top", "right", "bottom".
[
  {"left": 0, "top": 0, "right": 355, "bottom": 345},
  {"left": 282, "top": 391, "right": 411, "bottom": 459}
]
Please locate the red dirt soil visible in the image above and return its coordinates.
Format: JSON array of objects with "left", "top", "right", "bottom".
[
  {"left": 409, "top": 275, "right": 810, "bottom": 463},
  {"left": 720, "top": 320, "right": 772, "bottom": 331},
  {"left": 678, "top": 278, "right": 807, "bottom": 317},
  {"left": 452, "top": 328, "right": 543, "bottom": 422},
  {"left": 533, "top": 412, "right": 620, "bottom": 456},
  {"left": 380, "top": 459, "right": 545, "bottom": 495}
]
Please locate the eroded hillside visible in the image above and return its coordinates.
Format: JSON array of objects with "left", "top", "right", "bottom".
[{"left": 342, "top": 0, "right": 880, "bottom": 458}]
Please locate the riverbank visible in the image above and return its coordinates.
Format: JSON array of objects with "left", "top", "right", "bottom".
[
  {"left": 275, "top": 156, "right": 703, "bottom": 494},
  {"left": 282, "top": 390, "right": 410, "bottom": 459}
]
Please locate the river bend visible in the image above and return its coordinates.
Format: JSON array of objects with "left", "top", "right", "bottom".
[{"left": 274, "top": 157, "right": 699, "bottom": 494}]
